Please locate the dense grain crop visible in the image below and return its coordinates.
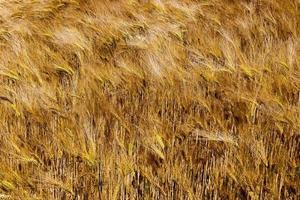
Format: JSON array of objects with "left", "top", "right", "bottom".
[{"left": 0, "top": 0, "right": 299, "bottom": 199}]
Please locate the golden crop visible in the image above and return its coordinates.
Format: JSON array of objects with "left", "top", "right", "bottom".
[{"left": 0, "top": 0, "right": 299, "bottom": 199}]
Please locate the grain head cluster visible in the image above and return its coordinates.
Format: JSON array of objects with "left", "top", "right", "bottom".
[{"left": 0, "top": 0, "right": 299, "bottom": 199}]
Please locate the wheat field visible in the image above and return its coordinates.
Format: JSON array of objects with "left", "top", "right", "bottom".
[{"left": 0, "top": 0, "right": 299, "bottom": 199}]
